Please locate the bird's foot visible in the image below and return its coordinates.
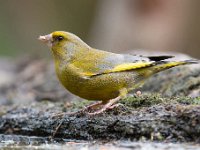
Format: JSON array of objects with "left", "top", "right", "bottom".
[
  {"left": 87, "top": 96, "right": 121, "bottom": 116},
  {"left": 87, "top": 103, "right": 124, "bottom": 116},
  {"left": 51, "top": 101, "right": 103, "bottom": 118},
  {"left": 107, "top": 103, "right": 124, "bottom": 110},
  {"left": 83, "top": 101, "right": 103, "bottom": 112}
]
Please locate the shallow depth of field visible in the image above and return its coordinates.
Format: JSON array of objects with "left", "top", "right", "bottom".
[{"left": 0, "top": 1, "right": 200, "bottom": 150}]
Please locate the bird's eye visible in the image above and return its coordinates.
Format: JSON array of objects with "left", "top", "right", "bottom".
[{"left": 55, "top": 36, "right": 64, "bottom": 42}]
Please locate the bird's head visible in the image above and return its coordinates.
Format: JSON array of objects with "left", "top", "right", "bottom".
[{"left": 38, "top": 31, "right": 89, "bottom": 58}]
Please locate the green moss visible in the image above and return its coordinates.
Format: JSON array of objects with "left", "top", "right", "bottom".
[
  {"left": 60, "top": 94, "right": 200, "bottom": 112},
  {"left": 120, "top": 94, "right": 165, "bottom": 108},
  {"left": 176, "top": 96, "right": 200, "bottom": 105},
  {"left": 120, "top": 94, "right": 200, "bottom": 108}
]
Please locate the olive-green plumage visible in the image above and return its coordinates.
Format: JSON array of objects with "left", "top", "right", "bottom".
[{"left": 39, "top": 31, "right": 198, "bottom": 113}]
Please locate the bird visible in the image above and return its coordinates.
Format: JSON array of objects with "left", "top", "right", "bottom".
[{"left": 38, "top": 31, "right": 198, "bottom": 115}]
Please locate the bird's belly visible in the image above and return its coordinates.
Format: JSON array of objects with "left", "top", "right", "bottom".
[{"left": 58, "top": 71, "right": 137, "bottom": 101}]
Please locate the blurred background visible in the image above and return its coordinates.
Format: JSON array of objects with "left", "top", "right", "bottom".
[{"left": 0, "top": 0, "right": 200, "bottom": 58}]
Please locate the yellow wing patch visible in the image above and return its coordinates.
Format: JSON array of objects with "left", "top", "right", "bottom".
[
  {"left": 80, "top": 62, "right": 153, "bottom": 78},
  {"left": 80, "top": 72, "right": 97, "bottom": 76},
  {"left": 106, "top": 62, "right": 153, "bottom": 73}
]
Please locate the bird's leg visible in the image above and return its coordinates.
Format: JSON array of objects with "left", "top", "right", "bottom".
[
  {"left": 87, "top": 96, "right": 121, "bottom": 115},
  {"left": 83, "top": 101, "right": 103, "bottom": 112},
  {"left": 52, "top": 101, "right": 103, "bottom": 118},
  {"left": 107, "top": 103, "right": 124, "bottom": 110},
  {"left": 88, "top": 88, "right": 127, "bottom": 115}
]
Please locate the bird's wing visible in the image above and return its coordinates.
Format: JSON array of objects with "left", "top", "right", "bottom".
[{"left": 72, "top": 49, "right": 173, "bottom": 77}]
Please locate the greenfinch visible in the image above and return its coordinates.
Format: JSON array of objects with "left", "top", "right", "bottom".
[{"left": 38, "top": 31, "right": 197, "bottom": 115}]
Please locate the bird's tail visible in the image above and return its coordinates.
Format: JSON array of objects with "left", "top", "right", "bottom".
[{"left": 150, "top": 60, "right": 198, "bottom": 74}]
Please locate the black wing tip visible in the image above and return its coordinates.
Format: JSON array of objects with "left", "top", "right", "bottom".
[{"left": 148, "top": 55, "right": 174, "bottom": 61}]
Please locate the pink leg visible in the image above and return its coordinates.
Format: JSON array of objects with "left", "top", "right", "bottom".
[
  {"left": 107, "top": 103, "right": 124, "bottom": 110},
  {"left": 83, "top": 101, "right": 103, "bottom": 111},
  {"left": 87, "top": 96, "right": 121, "bottom": 115},
  {"left": 52, "top": 101, "right": 103, "bottom": 118},
  {"left": 87, "top": 88, "right": 127, "bottom": 115}
]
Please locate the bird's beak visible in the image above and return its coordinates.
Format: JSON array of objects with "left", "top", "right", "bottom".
[{"left": 38, "top": 34, "right": 53, "bottom": 48}]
